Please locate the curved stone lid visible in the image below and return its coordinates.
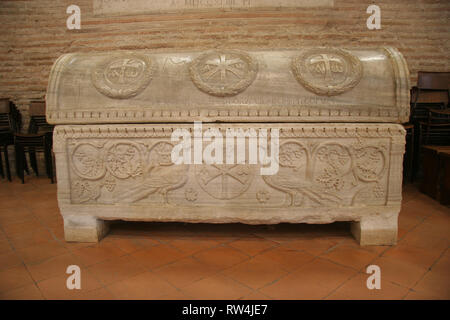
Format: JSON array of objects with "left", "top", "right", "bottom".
[{"left": 46, "top": 47, "right": 410, "bottom": 124}]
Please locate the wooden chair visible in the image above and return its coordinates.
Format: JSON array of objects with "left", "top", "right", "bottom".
[
  {"left": 419, "top": 109, "right": 450, "bottom": 146},
  {"left": 14, "top": 101, "right": 54, "bottom": 183},
  {"left": 402, "top": 123, "right": 414, "bottom": 182},
  {"left": 410, "top": 72, "right": 450, "bottom": 179},
  {"left": 0, "top": 98, "right": 21, "bottom": 181},
  {"left": 418, "top": 109, "right": 450, "bottom": 199},
  {"left": 411, "top": 72, "right": 450, "bottom": 114},
  {"left": 439, "top": 150, "right": 450, "bottom": 206},
  {"left": 420, "top": 146, "right": 450, "bottom": 202}
]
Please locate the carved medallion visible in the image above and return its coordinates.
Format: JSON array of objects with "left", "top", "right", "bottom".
[
  {"left": 196, "top": 164, "right": 254, "bottom": 200},
  {"left": 91, "top": 53, "right": 154, "bottom": 99},
  {"left": 71, "top": 144, "right": 106, "bottom": 180},
  {"left": 292, "top": 48, "right": 363, "bottom": 96},
  {"left": 105, "top": 142, "right": 143, "bottom": 179},
  {"left": 190, "top": 50, "right": 258, "bottom": 97},
  {"left": 353, "top": 146, "right": 386, "bottom": 182}
]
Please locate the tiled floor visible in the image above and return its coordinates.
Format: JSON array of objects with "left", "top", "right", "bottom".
[{"left": 0, "top": 176, "right": 448, "bottom": 300}]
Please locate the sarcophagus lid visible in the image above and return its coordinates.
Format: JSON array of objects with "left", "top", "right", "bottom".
[{"left": 46, "top": 47, "right": 410, "bottom": 124}]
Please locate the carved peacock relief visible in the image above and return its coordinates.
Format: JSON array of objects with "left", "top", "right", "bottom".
[{"left": 67, "top": 136, "right": 389, "bottom": 208}]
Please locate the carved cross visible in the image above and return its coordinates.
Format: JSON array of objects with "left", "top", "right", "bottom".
[
  {"left": 203, "top": 55, "right": 245, "bottom": 81},
  {"left": 309, "top": 54, "right": 344, "bottom": 81}
]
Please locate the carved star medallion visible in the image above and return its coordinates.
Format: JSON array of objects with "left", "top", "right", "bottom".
[{"left": 189, "top": 50, "right": 258, "bottom": 97}]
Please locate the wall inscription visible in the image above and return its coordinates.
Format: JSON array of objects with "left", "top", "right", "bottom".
[{"left": 93, "top": 0, "right": 335, "bottom": 16}]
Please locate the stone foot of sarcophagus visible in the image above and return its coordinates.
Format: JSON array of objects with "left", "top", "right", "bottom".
[
  {"left": 351, "top": 210, "right": 399, "bottom": 246},
  {"left": 63, "top": 215, "right": 110, "bottom": 243}
]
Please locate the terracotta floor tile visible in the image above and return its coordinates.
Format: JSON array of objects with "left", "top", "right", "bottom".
[
  {"left": 16, "top": 241, "right": 68, "bottom": 265},
  {"left": 193, "top": 245, "right": 250, "bottom": 272},
  {"left": 107, "top": 271, "right": 175, "bottom": 300},
  {"left": 412, "top": 253, "right": 450, "bottom": 298},
  {"left": 72, "top": 242, "right": 127, "bottom": 266},
  {"left": 0, "top": 251, "right": 23, "bottom": 271},
  {"left": 154, "top": 257, "right": 217, "bottom": 288},
  {"left": 0, "top": 240, "right": 13, "bottom": 255},
  {"left": 164, "top": 238, "right": 219, "bottom": 256},
  {"left": 0, "top": 283, "right": 43, "bottom": 300},
  {"left": 417, "top": 216, "right": 450, "bottom": 240},
  {"left": 0, "top": 230, "right": 6, "bottom": 242},
  {"left": 412, "top": 269, "right": 450, "bottom": 299},
  {"left": 0, "top": 198, "right": 29, "bottom": 210},
  {"left": 0, "top": 265, "right": 34, "bottom": 294},
  {"left": 2, "top": 219, "right": 43, "bottom": 237},
  {"left": 37, "top": 270, "right": 103, "bottom": 300},
  {"left": 0, "top": 180, "right": 448, "bottom": 300},
  {"left": 74, "top": 287, "right": 116, "bottom": 300},
  {"left": 87, "top": 255, "right": 147, "bottom": 286},
  {"left": 0, "top": 208, "right": 35, "bottom": 225},
  {"left": 241, "top": 290, "right": 272, "bottom": 300},
  {"left": 181, "top": 274, "right": 252, "bottom": 300},
  {"left": 7, "top": 228, "right": 54, "bottom": 250},
  {"left": 27, "top": 253, "right": 83, "bottom": 282},
  {"left": 101, "top": 237, "right": 159, "bottom": 254},
  {"left": 327, "top": 273, "right": 409, "bottom": 300},
  {"left": 260, "top": 258, "right": 356, "bottom": 299},
  {"left": 224, "top": 255, "right": 288, "bottom": 289},
  {"left": 397, "top": 211, "right": 423, "bottom": 232},
  {"left": 228, "top": 237, "right": 278, "bottom": 256},
  {"left": 321, "top": 244, "right": 379, "bottom": 271},
  {"left": 284, "top": 238, "right": 339, "bottom": 256},
  {"left": 130, "top": 244, "right": 185, "bottom": 270},
  {"left": 155, "top": 289, "right": 191, "bottom": 300},
  {"left": 382, "top": 243, "right": 444, "bottom": 271},
  {"left": 400, "top": 225, "right": 449, "bottom": 251},
  {"left": 255, "top": 245, "right": 315, "bottom": 272},
  {"left": 32, "top": 208, "right": 62, "bottom": 225},
  {"left": 404, "top": 289, "right": 446, "bottom": 300},
  {"left": 371, "top": 256, "right": 428, "bottom": 288},
  {"left": 401, "top": 198, "right": 442, "bottom": 220}
]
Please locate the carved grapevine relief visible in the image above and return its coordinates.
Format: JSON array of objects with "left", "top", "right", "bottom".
[
  {"left": 263, "top": 140, "right": 387, "bottom": 207},
  {"left": 67, "top": 136, "right": 389, "bottom": 207},
  {"left": 91, "top": 53, "right": 154, "bottom": 99},
  {"left": 71, "top": 143, "right": 106, "bottom": 180},
  {"left": 256, "top": 190, "right": 271, "bottom": 204},
  {"left": 106, "top": 142, "right": 143, "bottom": 179},
  {"left": 71, "top": 179, "right": 101, "bottom": 203},
  {"left": 292, "top": 48, "right": 363, "bottom": 96},
  {"left": 190, "top": 50, "right": 258, "bottom": 97},
  {"left": 185, "top": 188, "right": 198, "bottom": 202}
]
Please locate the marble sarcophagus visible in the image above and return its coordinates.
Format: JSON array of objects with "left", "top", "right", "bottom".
[{"left": 46, "top": 47, "right": 410, "bottom": 245}]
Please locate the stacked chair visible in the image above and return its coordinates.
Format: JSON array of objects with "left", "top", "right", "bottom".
[
  {"left": 14, "top": 101, "right": 54, "bottom": 183},
  {"left": 0, "top": 98, "right": 21, "bottom": 181},
  {"left": 409, "top": 72, "right": 450, "bottom": 204}
]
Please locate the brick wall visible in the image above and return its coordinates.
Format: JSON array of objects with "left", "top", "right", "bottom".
[{"left": 0, "top": 0, "right": 449, "bottom": 130}]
